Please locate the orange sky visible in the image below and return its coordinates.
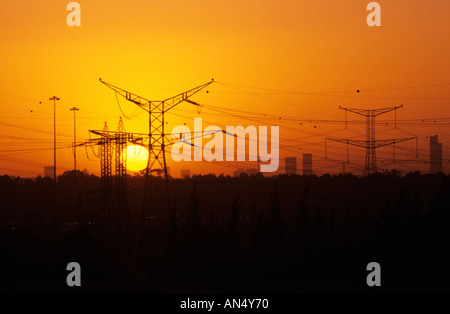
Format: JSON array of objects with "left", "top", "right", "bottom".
[{"left": 0, "top": 0, "right": 449, "bottom": 177}]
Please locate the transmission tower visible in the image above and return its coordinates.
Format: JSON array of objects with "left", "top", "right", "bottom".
[
  {"left": 99, "top": 122, "right": 113, "bottom": 226},
  {"left": 99, "top": 78, "right": 214, "bottom": 224},
  {"left": 81, "top": 118, "right": 144, "bottom": 228},
  {"left": 99, "top": 78, "right": 213, "bottom": 177},
  {"left": 114, "top": 117, "right": 128, "bottom": 226},
  {"left": 325, "top": 105, "right": 417, "bottom": 175}
]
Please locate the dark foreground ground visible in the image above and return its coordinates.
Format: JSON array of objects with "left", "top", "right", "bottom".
[{"left": 0, "top": 172, "right": 449, "bottom": 294}]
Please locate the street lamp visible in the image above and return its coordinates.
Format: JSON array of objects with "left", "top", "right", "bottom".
[
  {"left": 49, "top": 96, "right": 60, "bottom": 181},
  {"left": 70, "top": 107, "right": 80, "bottom": 174},
  {"left": 49, "top": 96, "right": 59, "bottom": 222}
]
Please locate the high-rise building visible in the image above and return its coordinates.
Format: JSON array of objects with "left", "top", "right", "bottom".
[
  {"left": 430, "top": 135, "right": 442, "bottom": 173},
  {"left": 180, "top": 169, "right": 191, "bottom": 179},
  {"left": 285, "top": 157, "right": 297, "bottom": 175},
  {"left": 44, "top": 166, "right": 54, "bottom": 179},
  {"left": 246, "top": 168, "right": 258, "bottom": 175},
  {"left": 303, "top": 153, "right": 313, "bottom": 175}
]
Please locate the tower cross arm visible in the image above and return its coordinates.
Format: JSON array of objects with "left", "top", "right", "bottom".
[
  {"left": 326, "top": 138, "right": 368, "bottom": 148},
  {"left": 339, "top": 106, "right": 369, "bottom": 117},
  {"left": 339, "top": 105, "right": 403, "bottom": 117},
  {"left": 99, "top": 78, "right": 214, "bottom": 114},
  {"left": 99, "top": 78, "right": 152, "bottom": 112},
  {"left": 163, "top": 79, "right": 214, "bottom": 113},
  {"left": 374, "top": 137, "right": 417, "bottom": 148},
  {"left": 372, "top": 105, "right": 403, "bottom": 117}
]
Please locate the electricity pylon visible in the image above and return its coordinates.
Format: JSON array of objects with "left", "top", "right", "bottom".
[
  {"left": 98, "top": 122, "right": 113, "bottom": 227},
  {"left": 80, "top": 118, "right": 144, "bottom": 228},
  {"left": 99, "top": 78, "right": 213, "bottom": 178},
  {"left": 114, "top": 118, "right": 128, "bottom": 224},
  {"left": 326, "top": 105, "right": 417, "bottom": 175},
  {"left": 99, "top": 78, "right": 214, "bottom": 225}
]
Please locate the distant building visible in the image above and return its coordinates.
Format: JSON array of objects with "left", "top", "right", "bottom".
[
  {"left": 303, "top": 154, "right": 313, "bottom": 175},
  {"left": 285, "top": 157, "right": 297, "bottom": 175},
  {"left": 430, "top": 135, "right": 443, "bottom": 173},
  {"left": 233, "top": 168, "right": 244, "bottom": 177},
  {"left": 44, "top": 166, "right": 54, "bottom": 179},
  {"left": 246, "top": 168, "right": 258, "bottom": 175},
  {"left": 180, "top": 169, "right": 191, "bottom": 179}
]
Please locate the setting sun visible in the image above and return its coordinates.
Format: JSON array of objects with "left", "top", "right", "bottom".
[{"left": 125, "top": 145, "right": 149, "bottom": 172}]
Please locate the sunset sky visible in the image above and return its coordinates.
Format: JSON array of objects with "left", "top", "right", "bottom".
[{"left": 0, "top": 0, "right": 449, "bottom": 177}]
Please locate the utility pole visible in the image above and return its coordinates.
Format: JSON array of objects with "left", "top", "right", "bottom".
[
  {"left": 49, "top": 96, "right": 60, "bottom": 182},
  {"left": 49, "top": 96, "right": 60, "bottom": 221},
  {"left": 70, "top": 107, "right": 80, "bottom": 225},
  {"left": 70, "top": 107, "right": 80, "bottom": 174}
]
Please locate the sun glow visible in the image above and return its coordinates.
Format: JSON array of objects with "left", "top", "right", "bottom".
[{"left": 125, "top": 145, "right": 149, "bottom": 172}]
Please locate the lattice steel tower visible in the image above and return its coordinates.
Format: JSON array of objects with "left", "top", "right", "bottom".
[
  {"left": 326, "top": 105, "right": 417, "bottom": 175},
  {"left": 99, "top": 122, "right": 113, "bottom": 226},
  {"left": 84, "top": 119, "right": 143, "bottom": 228},
  {"left": 99, "top": 78, "right": 213, "bottom": 178},
  {"left": 99, "top": 79, "right": 214, "bottom": 225},
  {"left": 114, "top": 117, "right": 128, "bottom": 227}
]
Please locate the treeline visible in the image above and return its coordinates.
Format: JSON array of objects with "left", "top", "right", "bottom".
[{"left": 0, "top": 171, "right": 449, "bottom": 293}]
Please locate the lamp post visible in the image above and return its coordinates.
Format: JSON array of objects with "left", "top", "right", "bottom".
[
  {"left": 70, "top": 106, "right": 80, "bottom": 226},
  {"left": 70, "top": 107, "right": 80, "bottom": 174},
  {"left": 49, "top": 96, "right": 60, "bottom": 221},
  {"left": 49, "top": 96, "right": 60, "bottom": 181}
]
